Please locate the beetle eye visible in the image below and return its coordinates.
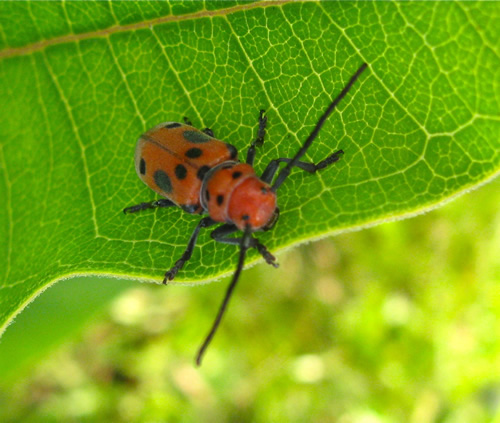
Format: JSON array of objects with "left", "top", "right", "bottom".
[{"left": 263, "top": 207, "right": 280, "bottom": 231}]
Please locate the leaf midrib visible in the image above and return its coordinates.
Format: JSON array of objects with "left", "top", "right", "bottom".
[{"left": 0, "top": 0, "right": 291, "bottom": 59}]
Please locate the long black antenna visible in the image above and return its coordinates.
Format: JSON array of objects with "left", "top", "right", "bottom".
[
  {"left": 271, "top": 63, "right": 368, "bottom": 192},
  {"left": 195, "top": 225, "right": 253, "bottom": 366}
]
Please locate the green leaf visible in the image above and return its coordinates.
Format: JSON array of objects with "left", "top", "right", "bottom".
[{"left": 0, "top": 1, "right": 498, "bottom": 336}]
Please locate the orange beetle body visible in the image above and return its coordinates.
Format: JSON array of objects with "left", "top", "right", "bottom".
[
  {"left": 135, "top": 121, "right": 277, "bottom": 230},
  {"left": 125, "top": 63, "right": 368, "bottom": 365},
  {"left": 136, "top": 122, "right": 237, "bottom": 215}
]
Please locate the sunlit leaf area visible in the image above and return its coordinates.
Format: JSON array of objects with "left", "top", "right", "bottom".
[{"left": 0, "top": 1, "right": 498, "bottom": 421}]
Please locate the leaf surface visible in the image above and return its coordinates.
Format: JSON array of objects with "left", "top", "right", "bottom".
[{"left": 0, "top": 1, "right": 498, "bottom": 333}]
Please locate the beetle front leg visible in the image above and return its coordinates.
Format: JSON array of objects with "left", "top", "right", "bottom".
[
  {"left": 246, "top": 109, "right": 268, "bottom": 166},
  {"left": 261, "top": 150, "right": 344, "bottom": 184},
  {"left": 210, "top": 224, "right": 278, "bottom": 268}
]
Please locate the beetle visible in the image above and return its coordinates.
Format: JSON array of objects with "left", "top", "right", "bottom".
[{"left": 125, "top": 63, "right": 368, "bottom": 365}]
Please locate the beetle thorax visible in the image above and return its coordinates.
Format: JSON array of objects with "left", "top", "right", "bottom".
[{"left": 200, "top": 162, "right": 277, "bottom": 230}]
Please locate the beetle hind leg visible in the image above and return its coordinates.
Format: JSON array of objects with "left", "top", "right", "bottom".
[
  {"left": 123, "top": 199, "right": 175, "bottom": 214},
  {"left": 261, "top": 150, "right": 344, "bottom": 184},
  {"left": 163, "top": 217, "right": 217, "bottom": 284}
]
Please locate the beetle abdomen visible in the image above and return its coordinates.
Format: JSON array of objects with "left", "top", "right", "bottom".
[{"left": 135, "top": 122, "right": 238, "bottom": 213}]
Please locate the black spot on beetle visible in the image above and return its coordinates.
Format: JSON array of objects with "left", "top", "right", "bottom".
[
  {"left": 261, "top": 186, "right": 268, "bottom": 194},
  {"left": 232, "top": 171, "right": 242, "bottom": 179},
  {"left": 206, "top": 190, "right": 210, "bottom": 202},
  {"left": 154, "top": 170, "right": 172, "bottom": 194},
  {"left": 183, "top": 130, "right": 211, "bottom": 143},
  {"left": 185, "top": 148, "right": 203, "bottom": 159},
  {"left": 226, "top": 143, "right": 238, "bottom": 159},
  {"left": 165, "top": 122, "right": 182, "bottom": 129},
  {"left": 242, "top": 214, "right": 249, "bottom": 221},
  {"left": 217, "top": 195, "right": 224, "bottom": 206},
  {"left": 139, "top": 158, "right": 146, "bottom": 175},
  {"left": 175, "top": 164, "right": 187, "bottom": 180},
  {"left": 197, "top": 165, "right": 211, "bottom": 181}
]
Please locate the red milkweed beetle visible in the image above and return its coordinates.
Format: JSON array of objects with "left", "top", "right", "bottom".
[{"left": 125, "top": 63, "right": 368, "bottom": 365}]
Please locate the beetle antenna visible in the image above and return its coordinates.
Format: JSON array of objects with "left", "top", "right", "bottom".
[
  {"left": 271, "top": 63, "right": 368, "bottom": 192},
  {"left": 196, "top": 225, "right": 253, "bottom": 366}
]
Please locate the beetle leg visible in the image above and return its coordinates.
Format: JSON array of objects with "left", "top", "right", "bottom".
[
  {"left": 271, "top": 63, "right": 367, "bottom": 191},
  {"left": 202, "top": 128, "right": 214, "bottom": 137},
  {"left": 246, "top": 109, "right": 268, "bottom": 166},
  {"left": 183, "top": 117, "right": 193, "bottom": 126},
  {"left": 123, "top": 199, "right": 175, "bottom": 214},
  {"left": 210, "top": 224, "right": 278, "bottom": 268},
  {"left": 261, "top": 150, "right": 344, "bottom": 184},
  {"left": 164, "top": 217, "right": 217, "bottom": 284}
]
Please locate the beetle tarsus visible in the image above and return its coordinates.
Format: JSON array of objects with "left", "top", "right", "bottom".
[
  {"left": 123, "top": 199, "right": 175, "bottom": 214},
  {"left": 315, "top": 149, "right": 344, "bottom": 171},
  {"left": 163, "top": 266, "right": 180, "bottom": 284},
  {"left": 202, "top": 128, "right": 214, "bottom": 137},
  {"left": 246, "top": 109, "right": 268, "bottom": 165},
  {"left": 255, "top": 109, "right": 267, "bottom": 147},
  {"left": 255, "top": 241, "right": 279, "bottom": 268}
]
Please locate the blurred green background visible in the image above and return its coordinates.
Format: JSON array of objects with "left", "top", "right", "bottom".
[{"left": 0, "top": 178, "right": 498, "bottom": 423}]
